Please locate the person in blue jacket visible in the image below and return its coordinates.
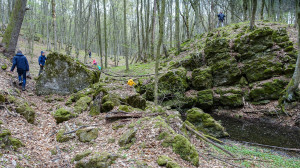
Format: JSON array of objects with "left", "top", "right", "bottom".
[
  {"left": 217, "top": 12, "right": 226, "bottom": 28},
  {"left": 38, "top": 51, "right": 47, "bottom": 75},
  {"left": 10, "top": 50, "right": 29, "bottom": 91}
]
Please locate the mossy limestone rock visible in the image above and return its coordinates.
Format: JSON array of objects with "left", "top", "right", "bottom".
[
  {"left": 126, "top": 94, "right": 146, "bottom": 110},
  {"left": 213, "top": 87, "right": 244, "bottom": 108},
  {"left": 196, "top": 89, "right": 213, "bottom": 111},
  {"left": 249, "top": 79, "right": 288, "bottom": 102},
  {"left": 74, "top": 96, "right": 92, "bottom": 114},
  {"left": 191, "top": 67, "right": 212, "bottom": 90},
  {"left": 15, "top": 101, "right": 35, "bottom": 124},
  {"left": 0, "top": 129, "right": 23, "bottom": 150},
  {"left": 76, "top": 128, "right": 98, "bottom": 142},
  {"left": 0, "top": 94, "right": 5, "bottom": 103},
  {"left": 1, "top": 64, "right": 7, "bottom": 70},
  {"left": 36, "top": 52, "right": 100, "bottom": 95},
  {"left": 56, "top": 129, "right": 71, "bottom": 143},
  {"left": 73, "top": 150, "right": 92, "bottom": 161},
  {"left": 75, "top": 152, "right": 119, "bottom": 168},
  {"left": 118, "top": 128, "right": 137, "bottom": 147},
  {"left": 186, "top": 108, "right": 228, "bottom": 138},
  {"left": 101, "top": 94, "right": 121, "bottom": 113},
  {"left": 53, "top": 108, "right": 75, "bottom": 123},
  {"left": 157, "top": 155, "right": 181, "bottom": 168}
]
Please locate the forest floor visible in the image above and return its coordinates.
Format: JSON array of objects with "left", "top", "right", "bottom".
[{"left": 0, "top": 23, "right": 300, "bottom": 167}]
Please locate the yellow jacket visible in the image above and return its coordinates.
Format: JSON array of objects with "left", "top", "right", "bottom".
[{"left": 127, "top": 79, "right": 136, "bottom": 86}]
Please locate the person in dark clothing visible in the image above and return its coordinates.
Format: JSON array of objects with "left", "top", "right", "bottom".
[
  {"left": 89, "top": 51, "right": 92, "bottom": 58},
  {"left": 217, "top": 12, "right": 226, "bottom": 27},
  {"left": 10, "top": 50, "right": 29, "bottom": 91},
  {"left": 38, "top": 51, "right": 47, "bottom": 75}
]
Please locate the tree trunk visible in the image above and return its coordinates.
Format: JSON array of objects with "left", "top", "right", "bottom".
[
  {"left": 150, "top": 0, "right": 157, "bottom": 59},
  {"left": 96, "top": 0, "right": 103, "bottom": 68},
  {"left": 51, "top": 0, "right": 57, "bottom": 51},
  {"left": 175, "top": 0, "right": 180, "bottom": 54},
  {"left": 250, "top": 0, "right": 257, "bottom": 30},
  {"left": 2, "top": 0, "right": 28, "bottom": 56},
  {"left": 154, "top": 0, "right": 165, "bottom": 106},
  {"left": 243, "top": 0, "right": 248, "bottom": 21},
  {"left": 103, "top": 0, "right": 108, "bottom": 68},
  {"left": 283, "top": 8, "right": 300, "bottom": 105},
  {"left": 260, "top": 0, "right": 265, "bottom": 20},
  {"left": 136, "top": 0, "right": 141, "bottom": 63},
  {"left": 124, "top": 0, "right": 129, "bottom": 71}
]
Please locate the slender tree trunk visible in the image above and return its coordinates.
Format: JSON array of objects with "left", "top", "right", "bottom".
[
  {"left": 150, "top": 0, "right": 157, "bottom": 59},
  {"left": 250, "top": 0, "right": 257, "bottom": 30},
  {"left": 136, "top": 0, "right": 141, "bottom": 62},
  {"left": 2, "top": 0, "right": 28, "bottom": 56},
  {"left": 103, "top": 0, "right": 108, "bottom": 68},
  {"left": 296, "top": 0, "right": 299, "bottom": 28},
  {"left": 51, "top": 0, "right": 57, "bottom": 51},
  {"left": 243, "top": 0, "right": 248, "bottom": 21},
  {"left": 154, "top": 0, "right": 165, "bottom": 105},
  {"left": 124, "top": 0, "right": 129, "bottom": 71},
  {"left": 96, "top": 0, "right": 103, "bottom": 68},
  {"left": 260, "top": 0, "right": 265, "bottom": 20},
  {"left": 175, "top": 0, "right": 180, "bottom": 54}
]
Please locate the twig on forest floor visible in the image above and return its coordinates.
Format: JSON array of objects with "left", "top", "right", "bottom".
[
  {"left": 0, "top": 105, "right": 17, "bottom": 117},
  {"left": 63, "top": 125, "right": 99, "bottom": 135}
]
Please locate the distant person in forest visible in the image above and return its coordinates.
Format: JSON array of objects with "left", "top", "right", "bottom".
[
  {"left": 38, "top": 51, "right": 47, "bottom": 75},
  {"left": 10, "top": 50, "right": 29, "bottom": 91},
  {"left": 217, "top": 12, "right": 226, "bottom": 28},
  {"left": 89, "top": 51, "right": 92, "bottom": 58},
  {"left": 93, "top": 59, "right": 97, "bottom": 65}
]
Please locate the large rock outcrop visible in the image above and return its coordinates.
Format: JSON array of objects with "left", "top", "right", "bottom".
[{"left": 36, "top": 53, "right": 100, "bottom": 95}]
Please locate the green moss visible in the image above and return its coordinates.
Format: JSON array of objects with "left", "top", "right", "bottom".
[
  {"left": 196, "top": 89, "right": 213, "bottom": 111},
  {"left": 89, "top": 102, "right": 100, "bottom": 116},
  {"left": 118, "top": 105, "right": 134, "bottom": 112},
  {"left": 15, "top": 102, "right": 35, "bottom": 124},
  {"left": 191, "top": 67, "right": 212, "bottom": 90},
  {"left": 73, "top": 150, "right": 92, "bottom": 161},
  {"left": 101, "top": 101, "right": 115, "bottom": 113},
  {"left": 249, "top": 79, "right": 289, "bottom": 101},
  {"left": 214, "top": 88, "right": 244, "bottom": 108},
  {"left": 118, "top": 128, "right": 137, "bottom": 148},
  {"left": 157, "top": 155, "right": 181, "bottom": 168},
  {"left": 0, "top": 129, "right": 11, "bottom": 137},
  {"left": 172, "top": 135, "right": 199, "bottom": 166},
  {"left": 101, "top": 94, "right": 121, "bottom": 113},
  {"left": 56, "top": 129, "right": 71, "bottom": 143},
  {"left": 211, "top": 59, "right": 241, "bottom": 86},
  {"left": 74, "top": 96, "right": 92, "bottom": 114},
  {"left": 75, "top": 152, "right": 119, "bottom": 168},
  {"left": 76, "top": 128, "right": 98, "bottom": 142},
  {"left": 53, "top": 108, "right": 75, "bottom": 124},
  {"left": 1, "top": 64, "right": 7, "bottom": 70},
  {"left": 8, "top": 137, "right": 24, "bottom": 150},
  {"left": 0, "top": 94, "right": 5, "bottom": 103},
  {"left": 125, "top": 94, "right": 146, "bottom": 110},
  {"left": 6, "top": 95, "right": 16, "bottom": 103},
  {"left": 186, "top": 108, "right": 228, "bottom": 138}
]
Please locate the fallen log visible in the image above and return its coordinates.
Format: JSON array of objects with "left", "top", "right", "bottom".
[
  {"left": 185, "top": 124, "right": 236, "bottom": 158},
  {"left": 105, "top": 111, "right": 159, "bottom": 121},
  {"left": 63, "top": 125, "right": 99, "bottom": 135}
]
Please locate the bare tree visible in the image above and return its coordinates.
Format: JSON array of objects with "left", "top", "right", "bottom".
[{"left": 250, "top": 0, "right": 257, "bottom": 30}]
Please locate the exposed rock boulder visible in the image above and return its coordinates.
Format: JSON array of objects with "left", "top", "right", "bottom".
[
  {"left": 36, "top": 52, "right": 100, "bottom": 95},
  {"left": 118, "top": 128, "right": 137, "bottom": 148},
  {"left": 76, "top": 128, "right": 98, "bottom": 142},
  {"left": 157, "top": 155, "right": 181, "bottom": 168},
  {"left": 213, "top": 87, "right": 244, "bottom": 107},
  {"left": 73, "top": 150, "right": 92, "bottom": 162},
  {"left": 101, "top": 94, "right": 120, "bottom": 113},
  {"left": 75, "top": 152, "right": 119, "bottom": 168},
  {"left": 125, "top": 94, "right": 146, "bottom": 110},
  {"left": 186, "top": 108, "right": 228, "bottom": 138},
  {"left": 196, "top": 89, "right": 214, "bottom": 111},
  {"left": 0, "top": 127, "right": 23, "bottom": 150},
  {"left": 191, "top": 67, "right": 212, "bottom": 90},
  {"left": 56, "top": 129, "right": 71, "bottom": 143},
  {"left": 74, "top": 96, "right": 92, "bottom": 114},
  {"left": 15, "top": 101, "right": 35, "bottom": 124},
  {"left": 53, "top": 108, "right": 76, "bottom": 124}
]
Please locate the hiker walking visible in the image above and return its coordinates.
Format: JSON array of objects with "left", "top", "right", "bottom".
[
  {"left": 89, "top": 51, "right": 92, "bottom": 58},
  {"left": 38, "top": 51, "right": 47, "bottom": 75},
  {"left": 10, "top": 50, "right": 29, "bottom": 91},
  {"left": 217, "top": 12, "right": 225, "bottom": 28}
]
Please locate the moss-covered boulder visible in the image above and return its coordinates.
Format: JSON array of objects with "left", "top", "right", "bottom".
[
  {"left": 74, "top": 96, "right": 92, "bottom": 114},
  {"left": 76, "top": 128, "right": 98, "bottom": 142},
  {"left": 204, "top": 38, "right": 230, "bottom": 65},
  {"left": 249, "top": 79, "right": 288, "bottom": 102},
  {"left": 15, "top": 101, "right": 35, "bottom": 124},
  {"left": 101, "top": 94, "right": 120, "bottom": 113},
  {"left": 125, "top": 94, "right": 146, "bottom": 110},
  {"left": 0, "top": 129, "right": 24, "bottom": 150},
  {"left": 36, "top": 52, "right": 100, "bottom": 95},
  {"left": 196, "top": 89, "right": 214, "bottom": 111},
  {"left": 118, "top": 128, "right": 137, "bottom": 148},
  {"left": 213, "top": 87, "right": 244, "bottom": 108},
  {"left": 73, "top": 150, "right": 92, "bottom": 162},
  {"left": 157, "top": 155, "right": 181, "bottom": 168},
  {"left": 241, "top": 57, "right": 283, "bottom": 83},
  {"left": 1, "top": 64, "right": 7, "bottom": 70},
  {"left": 75, "top": 152, "right": 119, "bottom": 168},
  {"left": 186, "top": 108, "right": 228, "bottom": 138},
  {"left": 53, "top": 108, "right": 76, "bottom": 124},
  {"left": 56, "top": 129, "right": 71, "bottom": 143},
  {"left": 191, "top": 67, "right": 212, "bottom": 90}
]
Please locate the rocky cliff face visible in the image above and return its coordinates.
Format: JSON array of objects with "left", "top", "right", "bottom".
[
  {"left": 36, "top": 53, "right": 100, "bottom": 95},
  {"left": 137, "top": 22, "right": 298, "bottom": 114}
]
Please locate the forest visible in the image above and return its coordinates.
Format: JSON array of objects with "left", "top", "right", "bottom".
[{"left": 0, "top": 0, "right": 300, "bottom": 167}]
